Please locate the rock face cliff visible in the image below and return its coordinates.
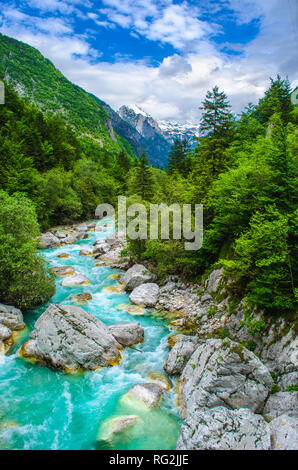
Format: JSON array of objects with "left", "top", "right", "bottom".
[
  {"left": 158, "top": 269, "right": 298, "bottom": 450},
  {"left": 118, "top": 105, "right": 171, "bottom": 167}
]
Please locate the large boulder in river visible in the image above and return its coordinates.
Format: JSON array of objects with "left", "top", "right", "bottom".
[
  {"left": 93, "top": 242, "right": 111, "bottom": 257},
  {"left": 269, "top": 414, "right": 298, "bottom": 450},
  {"left": 263, "top": 392, "right": 298, "bottom": 421},
  {"left": 76, "top": 222, "right": 88, "bottom": 232},
  {"left": 40, "top": 232, "right": 60, "bottom": 248},
  {"left": 97, "top": 415, "right": 142, "bottom": 444},
  {"left": 164, "top": 335, "right": 199, "bottom": 376},
  {"left": 62, "top": 235, "right": 77, "bottom": 245},
  {"left": 0, "top": 304, "right": 25, "bottom": 330},
  {"left": 129, "top": 283, "right": 159, "bottom": 307},
  {"left": 61, "top": 273, "right": 89, "bottom": 287},
  {"left": 20, "top": 304, "right": 122, "bottom": 371},
  {"left": 179, "top": 338, "right": 273, "bottom": 418},
  {"left": 176, "top": 407, "right": 271, "bottom": 450},
  {"left": 106, "top": 231, "right": 126, "bottom": 248},
  {"left": 122, "top": 264, "right": 153, "bottom": 291},
  {"left": 0, "top": 304, "right": 25, "bottom": 354},
  {"left": 108, "top": 323, "right": 144, "bottom": 347},
  {"left": 121, "top": 383, "right": 164, "bottom": 408},
  {"left": 76, "top": 231, "right": 89, "bottom": 241},
  {"left": 51, "top": 266, "right": 75, "bottom": 277}
]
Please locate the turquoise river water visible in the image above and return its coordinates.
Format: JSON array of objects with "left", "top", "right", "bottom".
[{"left": 0, "top": 218, "right": 181, "bottom": 450}]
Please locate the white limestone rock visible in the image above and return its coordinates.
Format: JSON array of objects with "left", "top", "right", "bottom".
[
  {"left": 263, "top": 392, "right": 298, "bottom": 420},
  {"left": 129, "top": 283, "right": 159, "bottom": 307},
  {"left": 270, "top": 414, "right": 298, "bottom": 450},
  {"left": 122, "top": 264, "right": 153, "bottom": 291},
  {"left": 180, "top": 338, "right": 273, "bottom": 418},
  {"left": 176, "top": 407, "right": 271, "bottom": 450}
]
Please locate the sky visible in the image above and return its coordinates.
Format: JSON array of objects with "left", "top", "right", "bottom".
[{"left": 0, "top": 0, "right": 297, "bottom": 122}]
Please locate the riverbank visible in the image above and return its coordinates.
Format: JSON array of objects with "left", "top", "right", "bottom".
[{"left": 0, "top": 219, "right": 297, "bottom": 450}]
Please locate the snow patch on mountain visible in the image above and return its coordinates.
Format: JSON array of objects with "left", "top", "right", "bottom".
[{"left": 158, "top": 120, "right": 200, "bottom": 144}]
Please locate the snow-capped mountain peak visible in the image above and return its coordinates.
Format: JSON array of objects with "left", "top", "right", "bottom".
[
  {"left": 126, "top": 104, "right": 150, "bottom": 118},
  {"left": 157, "top": 120, "right": 200, "bottom": 144}
]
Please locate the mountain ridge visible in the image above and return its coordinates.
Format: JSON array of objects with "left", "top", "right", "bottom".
[{"left": 0, "top": 33, "right": 136, "bottom": 158}]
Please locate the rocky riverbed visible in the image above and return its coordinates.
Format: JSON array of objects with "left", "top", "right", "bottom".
[{"left": 0, "top": 219, "right": 297, "bottom": 450}]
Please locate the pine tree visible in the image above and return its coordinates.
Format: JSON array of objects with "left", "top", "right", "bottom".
[
  {"left": 117, "top": 150, "right": 131, "bottom": 173},
  {"left": 134, "top": 151, "right": 154, "bottom": 201},
  {"left": 255, "top": 75, "right": 293, "bottom": 125},
  {"left": 200, "top": 86, "right": 234, "bottom": 138},
  {"left": 190, "top": 87, "right": 234, "bottom": 201},
  {"left": 167, "top": 139, "right": 191, "bottom": 175}
]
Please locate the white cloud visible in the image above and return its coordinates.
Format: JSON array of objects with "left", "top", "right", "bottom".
[
  {"left": 159, "top": 54, "right": 192, "bottom": 77},
  {"left": 98, "top": 0, "right": 213, "bottom": 50},
  {"left": 0, "top": 0, "right": 297, "bottom": 123}
]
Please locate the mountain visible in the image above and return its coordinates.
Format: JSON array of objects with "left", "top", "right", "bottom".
[
  {"left": 118, "top": 105, "right": 171, "bottom": 167},
  {"left": 92, "top": 97, "right": 155, "bottom": 163},
  {"left": 158, "top": 120, "right": 200, "bottom": 145},
  {"left": 0, "top": 33, "right": 135, "bottom": 157}
]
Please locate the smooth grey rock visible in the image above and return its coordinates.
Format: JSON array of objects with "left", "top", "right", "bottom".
[
  {"left": 177, "top": 407, "right": 271, "bottom": 450},
  {"left": 21, "top": 304, "right": 122, "bottom": 370},
  {"left": 106, "top": 231, "right": 126, "bottom": 248},
  {"left": 0, "top": 324, "right": 12, "bottom": 341},
  {"left": 263, "top": 392, "right": 298, "bottom": 420},
  {"left": 76, "top": 231, "right": 89, "bottom": 240},
  {"left": 164, "top": 336, "right": 199, "bottom": 376},
  {"left": 277, "top": 372, "right": 298, "bottom": 391},
  {"left": 76, "top": 223, "right": 88, "bottom": 232},
  {"left": 129, "top": 283, "right": 159, "bottom": 307},
  {"left": 55, "top": 231, "right": 67, "bottom": 239},
  {"left": 122, "top": 264, "right": 153, "bottom": 291},
  {"left": 62, "top": 235, "right": 76, "bottom": 245},
  {"left": 88, "top": 222, "right": 97, "bottom": 229},
  {"left": 109, "top": 322, "right": 144, "bottom": 347},
  {"left": 180, "top": 338, "right": 273, "bottom": 417},
  {"left": 206, "top": 268, "right": 223, "bottom": 293},
  {"left": 270, "top": 414, "right": 298, "bottom": 450},
  {"left": 40, "top": 232, "right": 60, "bottom": 248},
  {"left": 98, "top": 415, "right": 141, "bottom": 442},
  {"left": 0, "top": 304, "right": 25, "bottom": 330},
  {"left": 51, "top": 266, "right": 75, "bottom": 277},
  {"left": 93, "top": 242, "right": 111, "bottom": 257},
  {"left": 96, "top": 247, "right": 130, "bottom": 269},
  {"left": 61, "top": 274, "right": 89, "bottom": 287},
  {"left": 79, "top": 248, "right": 93, "bottom": 256},
  {"left": 122, "top": 383, "right": 163, "bottom": 408}
]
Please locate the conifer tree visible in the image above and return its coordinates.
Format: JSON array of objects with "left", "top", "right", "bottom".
[
  {"left": 255, "top": 75, "right": 293, "bottom": 125},
  {"left": 134, "top": 151, "right": 154, "bottom": 201},
  {"left": 167, "top": 139, "right": 191, "bottom": 175}
]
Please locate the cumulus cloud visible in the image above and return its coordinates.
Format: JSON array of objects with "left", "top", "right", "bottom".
[
  {"left": 98, "top": 0, "right": 213, "bottom": 49},
  {"left": 159, "top": 54, "right": 192, "bottom": 77}
]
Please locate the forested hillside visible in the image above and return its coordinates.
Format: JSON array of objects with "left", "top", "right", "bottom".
[
  {"left": 0, "top": 38, "right": 296, "bottom": 318},
  {"left": 0, "top": 33, "right": 135, "bottom": 157},
  {"left": 125, "top": 77, "right": 298, "bottom": 315}
]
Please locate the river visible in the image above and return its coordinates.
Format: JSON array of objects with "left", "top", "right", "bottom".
[{"left": 0, "top": 218, "right": 181, "bottom": 450}]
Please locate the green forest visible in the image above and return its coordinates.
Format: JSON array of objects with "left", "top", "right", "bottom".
[{"left": 0, "top": 75, "right": 297, "bottom": 318}]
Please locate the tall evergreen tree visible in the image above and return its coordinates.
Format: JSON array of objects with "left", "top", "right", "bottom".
[
  {"left": 255, "top": 75, "right": 293, "bottom": 125},
  {"left": 167, "top": 139, "right": 191, "bottom": 175},
  {"left": 134, "top": 151, "right": 154, "bottom": 201},
  {"left": 190, "top": 87, "right": 234, "bottom": 200},
  {"left": 200, "top": 86, "right": 234, "bottom": 138}
]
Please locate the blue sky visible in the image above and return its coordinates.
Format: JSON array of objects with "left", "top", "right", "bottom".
[{"left": 0, "top": 0, "right": 297, "bottom": 121}]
